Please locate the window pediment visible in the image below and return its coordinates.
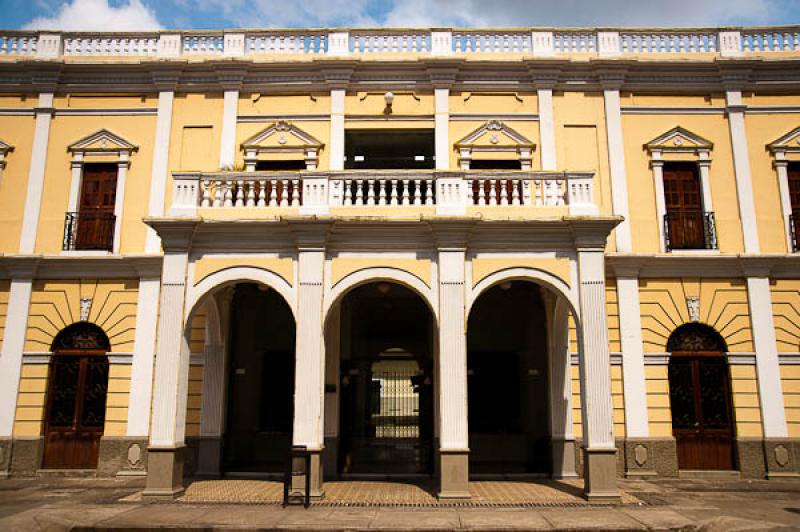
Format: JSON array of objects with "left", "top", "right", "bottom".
[
  {"left": 455, "top": 120, "right": 535, "bottom": 150},
  {"left": 768, "top": 126, "right": 800, "bottom": 155},
  {"left": 68, "top": 129, "right": 138, "bottom": 154},
  {"left": 241, "top": 121, "right": 323, "bottom": 152},
  {"left": 645, "top": 127, "right": 713, "bottom": 155}
]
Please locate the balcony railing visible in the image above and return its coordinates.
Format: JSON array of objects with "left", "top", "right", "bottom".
[
  {"left": 791, "top": 213, "right": 799, "bottom": 253},
  {"left": 63, "top": 211, "right": 115, "bottom": 251},
  {"left": 169, "top": 170, "right": 597, "bottom": 216},
  {"left": 664, "top": 210, "right": 718, "bottom": 251},
  {"left": 2, "top": 27, "right": 798, "bottom": 60}
]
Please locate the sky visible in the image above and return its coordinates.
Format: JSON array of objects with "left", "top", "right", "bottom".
[{"left": 2, "top": 0, "right": 800, "bottom": 31}]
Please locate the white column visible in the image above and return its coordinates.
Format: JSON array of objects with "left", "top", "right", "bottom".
[
  {"left": 219, "top": 90, "right": 238, "bottom": 169},
  {"left": 650, "top": 156, "right": 667, "bottom": 253},
  {"left": 112, "top": 155, "right": 130, "bottom": 254},
  {"left": 697, "top": 153, "right": 714, "bottom": 212},
  {"left": 726, "top": 90, "right": 760, "bottom": 254},
  {"left": 19, "top": 93, "right": 54, "bottom": 254},
  {"left": 435, "top": 88, "right": 450, "bottom": 170},
  {"left": 149, "top": 251, "right": 191, "bottom": 447},
  {"left": 537, "top": 88, "right": 557, "bottom": 171},
  {"left": 293, "top": 248, "right": 325, "bottom": 451},
  {"left": 0, "top": 278, "right": 34, "bottom": 438},
  {"left": 329, "top": 89, "right": 345, "bottom": 171},
  {"left": 616, "top": 275, "right": 649, "bottom": 438},
  {"left": 145, "top": 91, "right": 175, "bottom": 253},
  {"left": 746, "top": 274, "right": 788, "bottom": 438},
  {"left": 126, "top": 276, "right": 161, "bottom": 436},
  {"left": 773, "top": 159, "right": 795, "bottom": 252},
  {"left": 437, "top": 249, "right": 468, "bottom": 451},
  {"left": 67, "top": 153, "right": 83, "bottom": 212},
  {"left": 603, "top": 89, "right": 632, "bottom": 252},
  {"left": 577, "top": 249, "right": 615, "bottom": 451}
]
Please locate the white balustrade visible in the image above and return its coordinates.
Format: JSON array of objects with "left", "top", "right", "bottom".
[
  {"left": 742, "top": 29, "right": 800, "bottom": 52},
  {"left": 621, "top": 31, "right": 717, "bottom": 54},
  {"left": 182, "top": 34, "right": 224, "bottom": 55},
  {"left": 169, "top": 174, "right": 201, "bottom": 216},
  {"left": 452, "top": 32, "right": 531, "bottom": 53},
  {"left": 338, "top": 173, "right": 436, "bottom": 206},
  {"left": 246, "top": 32, "right": 327, "bottom": 54},
  {"left": 554, "top": 31, "right": 597, "bottom": 53},
  {"left": 63, "top": 34, "right": 158, "bottom": 56},
  {"left": 350, "top": 32, "right": 429, "bottom": 53},
  {"left": 0, "top": 34, "right": 37, "bottom": 55}
]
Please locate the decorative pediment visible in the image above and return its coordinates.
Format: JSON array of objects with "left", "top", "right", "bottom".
[
  {"left": 241, "top": 121, "right": 323, "bottom": 151},
  {"left": 645, "top": 127, "right": 713, "bottom": 154},
  {"left": 68, "top": 129, "right": 138, "bottom": 154},
  {"left": 455, "top": 120, "right": 535, "bottom": 149},
  {"left": 768, "top": 126, "right": 800, "bottom": 155}
]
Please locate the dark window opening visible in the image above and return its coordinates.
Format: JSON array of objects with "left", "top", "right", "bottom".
[
  {"left": 469, "top": 159, "right": 522, "bottom": 170},
  {"left": 255, "top": 160, "right": 306, "bottom": 171},
  {"left": 345, "top": 129, "right": 434, "bottom": 170},
  {"left": 662, "top": 161, "right": 717, "bottom": 250},
  {"left": 789, "top": 162, "right": 800, "bottom": 252}
]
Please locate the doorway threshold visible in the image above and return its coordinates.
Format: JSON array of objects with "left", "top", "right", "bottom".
[
  {"left": 469, "top": 473, "right": 551, "bottom": 481},
  {"left": 678, "top": 470, "right": 740, "bottom": 480}
]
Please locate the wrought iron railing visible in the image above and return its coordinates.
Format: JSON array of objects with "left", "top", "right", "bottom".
[
  {"left": 63, "top": 211, "right": 115, "bottom": 251},
  {"left": 664, "top": 210, "right": 717, "bottom": 251},
  {"left": 791, "top": 213, "right": 799, "bottom": 253}
]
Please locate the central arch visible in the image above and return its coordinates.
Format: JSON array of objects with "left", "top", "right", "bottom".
[{"left": 324, "top": 280, "right": 436, "bottom": 478}]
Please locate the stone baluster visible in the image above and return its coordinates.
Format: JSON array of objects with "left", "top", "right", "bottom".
[
  {"left": 390, "top": 179, "right": 399, "bottom": 205},
  {"left": 279, "top": 179, "right": 289, "bottom": 207},
  {"left": 401, "top": 179, "right": 410, "bottom": 205},
  {"left": 222, "top": 181, "right": 233, "bottom": 207},
  {"left": 356, "top": 180, "right": 364, "bottom": 205},
  {"left": 292, "top": 179, "right": 300, "bottom": 206},
  {"left": 378, "top": 179, "right": 387, "bottom": 205},
  {"left": 367, "top": 179, "right": 376, "bottom": 205},
  {"left": 499, "top": 179, "right": 509, "bottom": 205},
  {"left": 477, "top": 180, "right": 486, "bottom": 205},
  {"left": 425, "top": 180, "right": 434, "bottom": 205},
  {"left": 257, "top": 180, "right": 267, "bottom": 206},
  {"left": 200, "top": 179, "right": 211, "bottom": 207},
  {"left": 511, "top": 181, "right": 520, "bottom": 205}
]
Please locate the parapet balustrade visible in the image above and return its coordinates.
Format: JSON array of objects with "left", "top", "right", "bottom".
[
  {"left": 3, "top": 27, "right": 799, "bottom": 59},
  {"left": 169, "top": 170, "right": 596, "bottom": 217}
]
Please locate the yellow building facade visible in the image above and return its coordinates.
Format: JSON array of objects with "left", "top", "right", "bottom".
[{"left": 0, "top": 27, "right": 799, "bottom": 501}]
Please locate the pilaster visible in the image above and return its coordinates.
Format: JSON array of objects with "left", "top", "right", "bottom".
[
  {"left": 145, "top": 88, "right": 176, "bottom": 253},
  {"left": 126, "top": 275, "right": 161, "bottom": 437},
  {"left": 603, "top": 87, "right": 632, "bottom": 252},
  {"left": 329, "top": 89, "right": 345, "bottom": 171},
  {"left": 19, "top": 93, "right": 54, "bottom": 254},
  {"left": 725, "top": 89, "right": 760, "bottom": 254},
  {"left": 112, "top": 155, "right": 130, "bottom": 254},
  {"left": 219, "top": 89, "right": 239, "bottom": 169},
  {"left": 435, "top": 87, "right": 450, "bottom": 170}
]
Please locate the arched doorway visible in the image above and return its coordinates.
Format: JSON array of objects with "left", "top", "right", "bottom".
[
  {"left": 667, "top": 323, "right": 736, "bottom": 471},
  {"left": 223, "top": 283, "right": 296, "bottom": 473},
  {"left": 467, "top": 280, "right": 551, "bottom": 475},
  {"left": 334, "top": 281, "right": 435, "bottom": 477},
  {"left": 42, "top": 322, "right": 110, "bottom": 469}
]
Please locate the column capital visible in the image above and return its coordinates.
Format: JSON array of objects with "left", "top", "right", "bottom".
[
  {"left": 215, "top": 66, "right": 246, "bottom": 91},
  {"left": 144, "top": 218, "right": 199, "bottom": 252},
  {"left": 568, "top": 218, "right": 621, "bottom": 250},
  {"left": 427, "top": 66, "right": 459, "bottom": 88},
  {"left": 322, "top": 65, "right": 356, "bottom": 90},
  {"left": 151, "top": 69, "right": 182, "bottom": 92},
  {"left": 427, "top": 218, "right": 478, "bottom": 250},
  {"left": 288, "top": 218, "right": 333, "bottom": 250},
  {"left": 596, "top": 68, "right": 628, "bottom": 91}
]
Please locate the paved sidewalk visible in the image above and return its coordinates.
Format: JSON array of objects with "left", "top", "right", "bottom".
[{"left": 0, "top": 476, "right": 799, "bottom": 531}]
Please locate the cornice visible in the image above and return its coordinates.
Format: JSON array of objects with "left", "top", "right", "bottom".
[
  {"left": 606, "top": 253, "right": 800, "bottom": 279},
  {"left": 0, "top": 254, "right": 162, "bottom": 280}
]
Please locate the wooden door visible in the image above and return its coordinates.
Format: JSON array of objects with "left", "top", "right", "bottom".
[
  {"left": 789, "top": 163, "right": 800, "bottom": 249},
  {"left": 42, "top": 352, "right": 109, "bottom": 469},
  {"left": 668, "top": 353, "right": 735, "bottom": 470},
  {"left": 663, "top": 162, "right": 705, "bottom": 249},
  {"left": 76, "top": 163, "right": 117, "bottom": 250}
]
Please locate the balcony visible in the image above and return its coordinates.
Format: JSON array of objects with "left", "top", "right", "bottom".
[
  {"left": 63, "top": 211, "right": 115, "bottom": 252},
  {"left": 664, "top": 210, "right": 718, "bottom": 252},
  {"left": 169, "top": 170, "right": 597, "bottom": 217}
]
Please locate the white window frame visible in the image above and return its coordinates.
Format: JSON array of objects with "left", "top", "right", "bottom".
[
  {"left": 767, "top": 127, "right": 800, "bottom": 253},
  {"left": 454, "top": 120, "right": 535, "bottom": 170},
  {"left": 240, "top": 120, "right": 323, "bottom": 172},
  {"left": 66, "top": 129, "right": 138, "bottom": 256},
  {"left": 645, "top": 127, "right": 714, "bottom": 253}
]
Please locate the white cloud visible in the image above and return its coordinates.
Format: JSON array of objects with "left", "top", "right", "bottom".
[
  {"left": 184, "top": 0, "right": 379, "bottom": 28},
  {"left": 24, "top": 0, "right": 162, "bottom": 31}
]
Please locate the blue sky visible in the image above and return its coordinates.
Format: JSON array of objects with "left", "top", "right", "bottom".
[{"left": 3, "top": 0, "right": 800, "bottom": 31}]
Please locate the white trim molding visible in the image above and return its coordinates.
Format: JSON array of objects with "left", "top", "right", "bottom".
[
  {"left": 241, "top": 120, "right": 323, "bottom": 171},
  {"left": 0, "top": 278, "right": 33, "bottom": 438},
  {"left": 66, "top": 129, "right": 139, "bottom": 255},
  {"left": 19, "top": 93, "right": 54, "bottom": 254},
  {"left": 127, "top": 277, "right": 161, "bottom": 436},
  {"left": 767, "top": 126, "right": 800, "bottom": 253},
  {"left": 645, "top": 126, "right": 714, "bottom": 253},
  {"left": 219, "top": 90, "right": 239, "bottom": 169},
  {"left": 537, "top": 89, "right": 556, "bottom": 171},
  {"left": 329, "top": 89, "right": 345, "bottom": 171},
  {"left": 726, "top": 90, "right": 760, "bottom": 254},
  {"left": 454, "top": 120, "right": 536, "bottom": 170},
  {"left": 145, "top": 90, "right": 175, "bottom": 253},
  {"left": 604, "top": 89, "right": 632, "bottom": 252}
]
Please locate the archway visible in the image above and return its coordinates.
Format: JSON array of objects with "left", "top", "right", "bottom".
[
  {"left": 467, "top": 280, "right": 551, "bottom": 475},
  {"left": 329, "top": 281, "right": 435, "bottom": 477},
  {"left": 667, "top": 323, "right": 736, "bottom": 471},
  {"left": 42, "top": 322, "right": 110, "bottom": 469},
  {"left": 222, "top": 282, "right": 296, "bottom": 474}
]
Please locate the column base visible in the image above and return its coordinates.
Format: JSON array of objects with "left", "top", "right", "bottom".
[
  {"left": 764, "top": 438, "right": 800, "bottom": 479},
  {"left": 195, "top": 436, "right": 222, "bottom": 478},
  {"left": 623, "top": 438, "right": 677, "bottom": 479},
  {"left": 582, "top": 447, "right": 620, "bottom": 503},
  {"left": 142, "top": 446, "right": 185, "bottom": 500},
  {"left": 97, "top": 437, "right": 149, "bottom": 477},
  {"left": 551, "top": 438, "right": 578, "bottom": 478},
  {"left": 438, "top": 449, "right": 470, "bottom": 500},
  {"left": 291, "top": 449, "right": 325, "bottom": 499}
]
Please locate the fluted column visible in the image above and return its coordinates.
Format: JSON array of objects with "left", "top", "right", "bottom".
[
  {"left": 576, "top": 246, "right": 619, "bottom": 501},
  {"left": 547, "top": 295, "right": 577, "bottom": 478}
]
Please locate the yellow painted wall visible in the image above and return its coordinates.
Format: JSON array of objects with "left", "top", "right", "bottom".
[
  {"left": 645, "top": 365, "right": 673, "bottom": 437},
  {"left": 571, "top": 364, "right": 582, "bottom": 438},
  {"left": 470, "top": 257, "right": 570, "bottom": 288},
  {"left": 189, "top": 307, "right": 207, "bottom": 354},
  {"left": 347, "top": 92, "right": 433, "bottom": 116},
  {"left": 239, "top": 93, "right": 330, "bottom": 116},
  {"left": 745, "top": 113, "right": 799, "bottom": 253},
  {"left": 606, "top": 280, "right": 621, "bottom": 354},
  {"left": 104, "top": 363, "right": 131, "bottom": 436},
  {"left": 25, "top": 279, "right": 138, "bottom": 353},
  {"left": 193, "top": 256, "right": 294, "bottom": 287},
  {"left": 771, "top": 280, "right": 800, "bottom": 353},
  {"left": 14, "top": 364, "right": 47, "bottom": 436},
  {"left": 730, "top": 364, "right": 763, "bottom": 438},
  {"left": 0, "top": 108, "right": 36, "bottom": 253},
  {"left": 639, "top": 278, "right": 753, "bottom": 353},
  {"left": 622, "top": 112, "right": 744, "bottom": 253},
  {"left": 54, "top": 94, "right": 158, "bottom": 109},
  {"left": 781, "top": 365, "right": 800, "bottom": 438},
  {"left": 33, "top": 113, "right": 157, "bottom": 254},
  {"left": 570, "top": 364, "right": 625, "bottom": 439},
  {"left": 331, "top": 257, "right": 432, "bottom": 287},
  {"left": 450, "top": 91, "right": 537, "bottom": 115},
  {"left": 185, "top": 364, "right": 204, "bottom": 437}
]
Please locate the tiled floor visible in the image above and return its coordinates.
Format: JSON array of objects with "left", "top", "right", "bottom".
[{"left": 175, "top": 479, "right": 642, "bottom": 506}]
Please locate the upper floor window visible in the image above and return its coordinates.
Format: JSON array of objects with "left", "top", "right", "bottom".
[
  {"left": 767, "top": 127, "right": 800, "bottom": 253},
  {"left": 645, "top": 127, "right": 717, "bottom": 252},
  {"left": 345, "top": 129, "right": 434, "bottom": 170}
]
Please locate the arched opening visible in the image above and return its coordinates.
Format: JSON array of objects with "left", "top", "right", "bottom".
[
  {"left": 42, "top": 322, "right": 110, "bottom": 469},
  {"left": 330, "top": 281, "right": 435, "bottom": 477},
  {"left": 467, "top": 280, "right": 551, "bottom": 476},
  {"left": 667, "top": 323, "right": 736, "bottom": 471},
  {"left": 223, "top": 282, "right": 296, "bottom": 474}
]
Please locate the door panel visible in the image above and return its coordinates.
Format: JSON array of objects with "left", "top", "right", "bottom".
[
  {"left": 76, "top": 164, "right": 117, "bottom": 251},
  {"left": 42, "top": 354, "right": 108, "bottom": 469},
  {"left": 669, "top": 355, "right": 735, "bottom": 470},
  {"left": 663, "top": 163, "right": 705, "bottom": 249}
]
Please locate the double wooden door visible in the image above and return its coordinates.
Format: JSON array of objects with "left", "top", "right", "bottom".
[
  {"left": 668, "top": 354, "right": 735, "bottom": 470},
  {"left": 75, "top": 164, "right": 117, "bottom": 250},
  {"left": 42, "top": 352, "right": 109, "bottom": 469},
  {"left": 663, "top": 163, "right": 705, "bottom": 249}
]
